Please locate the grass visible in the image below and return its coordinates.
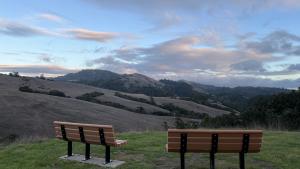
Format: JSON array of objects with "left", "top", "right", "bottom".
[{"left": 0, "top": 131, "right": 299, "bottom": 169}]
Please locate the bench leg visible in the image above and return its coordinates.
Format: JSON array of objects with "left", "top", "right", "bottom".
[
  {"left": 85, "top": 143, "right": 90, "bottom": 160},
  {"left": 105, "top": 145, "right": 111, "bottom": 164},
  {"left": 180, "top": 152, "right": 185, "bottom": 169},
  {"left": 67, "top": 141, "right": 72, "bottom": 157},
  {"left": 239, "top": 152, "right": 245, "bottom": 169},
  {"left": 210, "top": 152, "right": 215, "bottom": 169}
]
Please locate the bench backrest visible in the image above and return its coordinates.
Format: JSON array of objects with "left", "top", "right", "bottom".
[
  {"left": 54, "top": 121, "right": 116, "bottom": 146},
  {"left": 167, "top": 129, "right": 263, "bottom": 153}
]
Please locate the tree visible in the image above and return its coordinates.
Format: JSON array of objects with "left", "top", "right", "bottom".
[{"left": 9, "top": 72, "right": 20, "bottom": 77}]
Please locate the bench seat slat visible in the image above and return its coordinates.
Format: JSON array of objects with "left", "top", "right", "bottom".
[
  {"left": 168, "top": 137, "right": 262, "bottom": 144},
  {"left": 56, "top": 135, "right": 121, "bottom": 147},
  {"left": 55, "top": 132, "right": 115, "bottom": 143},
  {"left": 168, "top": 129, "right": 263, "bottom": 133},
  {"left": 54, "top": 125, "right": 113, "bottom": 133},
  {"left": 54, "top": 121, "right": 113, "bottom": 129},
  {"left": 54, "top": 128, "right": 115, "bottom": 138},
  {"left": 168, "top": 132, "right": 262, "bottom": 138},
  {"left": 166, "top": 143, "right": 261, "bottom": 153}
]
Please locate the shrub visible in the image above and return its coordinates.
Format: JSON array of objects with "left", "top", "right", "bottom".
[
  {"left": 19, "top": 86, "right": 34, "bottom": 93},
  {"left": 9, "top": 72, "right": 20, "bottom": 77},
  {"left": 115, "top": 92, "right": 155, "bottom": 105},
  {"left": 76, "top": 92, "right": 104, "bottom": 101},
  {"left": 48, "top": 90, "right": 66, "bottom": 97},
  {"left": 160, "top": 103, "right": 207, "bottom": 119},
  {"left": 174, "top": 117, "right": 200, "bottom": 129}
]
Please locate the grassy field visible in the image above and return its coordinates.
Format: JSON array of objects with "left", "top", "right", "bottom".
[{"left": 0, "top": 131, "right": 299, "bottom": 169}]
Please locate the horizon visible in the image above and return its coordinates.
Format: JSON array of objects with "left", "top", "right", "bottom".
[
  {"left": 0, "top": 69, "right": 294, "bottom": 89},
  {"left": 1, "top": 0, "right": 300, "bottom": 88}
]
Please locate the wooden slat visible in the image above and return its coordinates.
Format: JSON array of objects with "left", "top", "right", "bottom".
[
  {"left": 56, "top": 135, "right": 117, "bottom": 146},
  {"left": 54, "top": 124, "right": 113, "bottom": 133},
  {"left": 167, "top": 148, "right": 260, "bottom": 153},
  {"left": 167, "top": 143, "right": 261, "bottom": 153},
  {"left": 168, "top": 132, "right": 262, "bottom": 138},
  {"left": 54, "top": 127, "right": 115, "bottom": 137},
  {"left": 168, "top": 129, "right": 263, "bottom": 134},
  {"left": 55, "top": 132, "right": 115, "bottom": 143},
  {"left": 168, "top": 137, "right": 262, "bottom": 144},
  {"left": 54, "top": 121, "right": 113, "bottom": 129},
  {"left": 168, "top": 137, "right": 211, "bottom": 143}
]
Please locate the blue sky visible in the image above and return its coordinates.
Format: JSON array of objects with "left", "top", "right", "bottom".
[{"left": 0, "top": 0, "right": 300, "bottom": 88}]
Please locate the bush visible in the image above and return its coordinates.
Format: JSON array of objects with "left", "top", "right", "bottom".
[
  {"left": 19, "top": 86, "right": 33, "bottom": 93},
  {"left": 115, "top": 92, "right": 155, "bottom": 105},
  {"left": 174, "top": 117, "right": 201, "bottom": 129},
  {"left": 9, "top": 72, "right": 20, "bottom": 77},
  {"left": 160, "top": 103, "right": 207, "bottom": 119},
  {"left": 76, "top": 92, "right": 104, "bottom": 101},
  {"left": 201, "top": 113, "right": 241, "bottom": 128},
  {"left": 48, "top": 90, "right": 66, "bottom": 97}
]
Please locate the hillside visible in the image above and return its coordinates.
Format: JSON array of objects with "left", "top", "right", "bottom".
[
  {"left": 55, "top": 69, "right": 287, "bottom": 111},
  {"left": 188, "top": 81, "right": 288, "bottom": 111},
  {"left": 0, "top": 131, "right": 299, "bottom": 169},
  {"left": 55, "top": 70, "right": 165, "bottom": 95},
  {"left": 0, "top": 74, "right": 173, "bottom": 140},
  {"left": 0, "top": 74, "right": 230, "bottom": 141}
]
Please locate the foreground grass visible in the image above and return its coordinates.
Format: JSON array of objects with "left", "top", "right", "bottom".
[{"left": 0, "top": 131, "right": 299, "bottom": 169}]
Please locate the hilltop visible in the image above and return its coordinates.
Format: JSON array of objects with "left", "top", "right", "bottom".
[{"left": 0, "top": 131, "right": 299, "bottom": 169}]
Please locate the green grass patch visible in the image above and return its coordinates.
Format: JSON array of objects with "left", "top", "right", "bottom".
[{"left": 0, "top": 131, "right": 299, "bottom": 169}]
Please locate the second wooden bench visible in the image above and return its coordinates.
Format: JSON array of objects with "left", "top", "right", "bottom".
[{"left": 166, "top": 129, "right": 263, "bottom": 169}]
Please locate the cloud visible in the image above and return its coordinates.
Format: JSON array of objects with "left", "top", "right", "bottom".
[
  {"left": 86, "top": 31, "right": 300, "bottom": 88},
  {"left": 230, "top": 60, "right": 266, "bottom": 72},
  {"left": 287, "top": 64, "right": 300, "bottom": 71},
  {"left": 84, "top": 0, "right": 300, "bottom": 33},
  {"left": 0, "top": 18, "right": 125, "bottom": 42},
  {"left": 86, "top": 0, "right": 300, "bottom": 14},
  {"left": 0, "top": 19, "right": 55, "bottom": 37},
  {"left": 88, "top": 35, "right": 272, "bottom": 74},
  {"left": 39, "top": 54, "right": 53, "bottom": 63},
  {"left": 38, "top": 13, "right": 65, "bottom": 23},
  {"left": 65, "top": 28, "right": 117, "bottom": 42},
  {"left": 148, "top": 12, "right": 181, "bottom": 31},
  {"left": 242, "top": 30, "right": 300, "bottom": 56},
  {"left": 0, "top": 64, "right": 77, "bottom": 76},
  {"left": 188, "top": 75, "right": 300, "bottom": 89}
]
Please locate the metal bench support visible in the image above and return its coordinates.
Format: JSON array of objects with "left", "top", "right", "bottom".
[
  {"left": 210, "top": 134, "right": 218, "bottom": 169},
  {"left": 79, "top": 127, "right": 90, "bottom": 160},
  {"left": 180, "top": 133, "right": 187, "bottom": 169},
  {"left": 240, "top": 134, "right": 249, "bottom": 169},
  {"left": 68, "top": 141, "right": 72, "bottom": 156},
  {"left": 85, "top": 143, "right": 90, "bottom": 160},
  {"left": 61, "top": 125, "right": 73, "bottom": 157},
  {"left": 106, "top": 145, "right": 111, "bottom": 163},
  {"left": 99, "top": 128, "right": 111, "bottom": 164}
]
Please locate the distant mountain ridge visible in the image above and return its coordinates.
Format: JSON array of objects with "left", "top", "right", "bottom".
[
  {"left": 55, "top": 70, "right": 164, "bottom": 95},
  {"left": 55, "top": 69, "right": 288, "bottom": 111}
]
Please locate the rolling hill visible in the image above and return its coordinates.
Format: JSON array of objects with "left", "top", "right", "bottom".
[
  {"left": 0, "top": 74, "right": 230, "bottom": 141},
  {"left": 55, "top": 69, "right": 287, "bottom": 111}
]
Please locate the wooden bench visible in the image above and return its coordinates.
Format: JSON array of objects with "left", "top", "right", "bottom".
[
  {"left": 166, "top": 129, "right": 263, "bottom": 169},
  {"left": 53, "top": 121, "right": 127, "bottom": 163}
]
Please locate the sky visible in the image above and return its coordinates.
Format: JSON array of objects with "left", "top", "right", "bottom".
[{"left": 0, "top": 0, "right": 300, "bottom": 88}]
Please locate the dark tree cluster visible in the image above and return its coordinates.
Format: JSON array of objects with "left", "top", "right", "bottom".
[
  {"left": 241, "top": 89, "right": 300, "bottom": 130},
  {"left": 19, "top": 86, "right": 67, "bottom": 98},
  {"left": 160, "top": 103, "right": 208, "bottom": 119}
]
